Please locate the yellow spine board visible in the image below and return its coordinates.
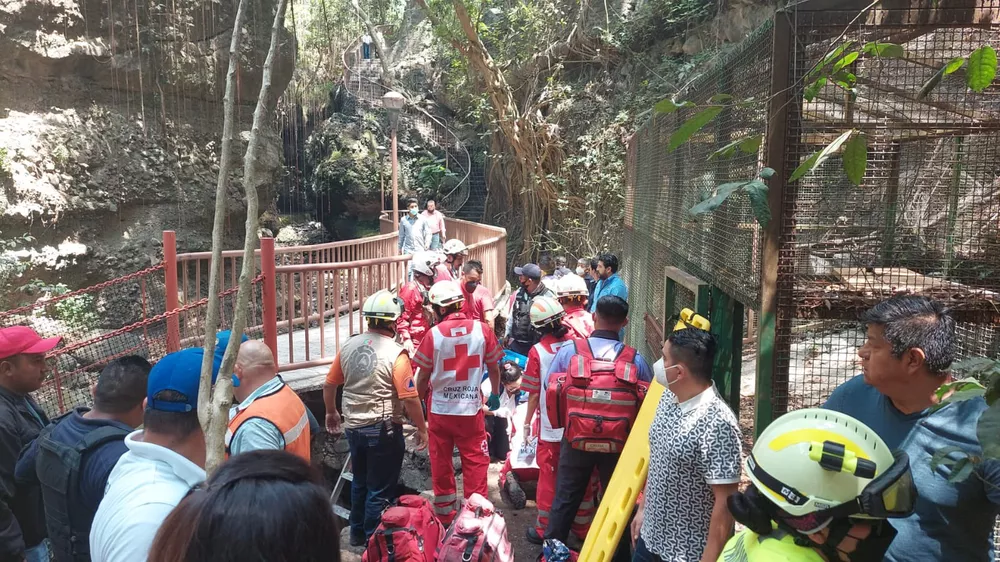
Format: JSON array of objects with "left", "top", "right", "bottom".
[{"left": 577, "top": 379, "right": 666, "bottom": 562}]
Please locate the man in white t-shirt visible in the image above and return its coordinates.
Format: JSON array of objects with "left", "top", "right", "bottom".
[
  {"left": 90, "top": 346, "right": 221, "bottom": 562},
  {"left": 631, "top": 328, "right": 742, "bottom": 562}
]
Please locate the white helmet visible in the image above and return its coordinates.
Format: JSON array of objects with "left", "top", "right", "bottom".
[
  {"left": 428, "top": 280, "right": 465, "bottom": 307},
  {"left": 411, "top": 251, "right": 440, "bottom": 277},
  {"left": 557, "top": 273, "right": 589, "bottom": 298},
  {"left": 442, "top": 239, "right": 468, "bottom": 256},
  {"left": 748, "top": 408, "right": 913, "bottom": 519},
  {"left": 362, "top": 290, "right": 404, "bottom": 321},
  {"left": 529, "top": 296, "right": 565, "bottom": 328}
]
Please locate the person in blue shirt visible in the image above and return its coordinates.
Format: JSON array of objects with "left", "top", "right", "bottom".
[
  {"left": 824, "top": 295, "right": 1000, "bottom": 562},
  {"left": 589, "top": 253, "right": 628, "bottom": 313},
  {"left": 543, "top": 295, "right": 653, "bottom": 547},
  {"left": 15, "top": 356, "right": 150, "bottom": 562}
]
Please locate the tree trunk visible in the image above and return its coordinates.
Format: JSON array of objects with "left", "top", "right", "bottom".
[
  {"left": 200, "top": 0, "right": 291, "bottom": 475},
  {"left": 198, "top": 0, "right": 248, "bottom": 432},
  {"left": 352, "top": 0, "right": 392, "bottom": 78}
]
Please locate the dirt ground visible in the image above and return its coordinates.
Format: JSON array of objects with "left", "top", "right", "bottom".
[{"left": 324, "top": 430, "right": 544, "bottom": 562}]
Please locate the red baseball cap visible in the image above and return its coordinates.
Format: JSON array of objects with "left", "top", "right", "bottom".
[{"left": 0, "top": 326, "right": 62, "bottom": 360}]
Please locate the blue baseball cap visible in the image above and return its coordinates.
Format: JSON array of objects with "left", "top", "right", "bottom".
[
  {"left": 147, "top": 347, "right": 221, "bottom": 413},
  {"left": 216, "top": 330, "right": 249, "bottom": 387}
]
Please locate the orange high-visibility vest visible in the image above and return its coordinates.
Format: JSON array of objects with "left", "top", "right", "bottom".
[{"left": 226, "top": 381, "right": 311, "bottom": 462}]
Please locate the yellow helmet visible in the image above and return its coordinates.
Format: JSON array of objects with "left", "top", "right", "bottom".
[
  {"left": 362, "top": 290, "right": 404, "bottom": 321},
  {"left": 428, "top": 280, "right": 465, "bottom": 307},
  {"left": 556, "top": 274, "right": 589, "bottom": 298},
  {"left": 529, "top": 296, "right": 565, "bottom": 328},
  {"left": 748, "top": 408, "right": 913, "bottom": 520}
]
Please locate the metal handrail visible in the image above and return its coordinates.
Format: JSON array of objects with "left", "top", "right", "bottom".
[{"left": 340, "top": 30, "right": 473, "bottom": 215}]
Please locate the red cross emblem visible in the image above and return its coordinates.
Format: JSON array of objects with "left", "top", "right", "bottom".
[{"left": 443, "top": 344, "right": 482, "bottom": 382}]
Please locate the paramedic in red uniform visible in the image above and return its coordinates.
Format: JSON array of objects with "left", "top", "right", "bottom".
[
  {"left": 543, "top": 295, "right": 654, "bottom": 544},
  {"left": 397, "top": 251, "right": 439, "bottom": 355},
  {"left": 555, "top": 274, "right": 594, "bottom": 339},
  {"left": 435, "top": 239, "right": 467, "bottom": 282},
  {"left": 413, "top": 280, "right": 504, "bottom": 524},
  {"left": 461, "top": 260, "right": 496, "bottom": 329},
  {"left": 520, "top": 296, "right": 598, "bottom": 546}
]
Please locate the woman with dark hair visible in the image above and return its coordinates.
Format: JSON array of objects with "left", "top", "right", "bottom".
[{"left": 148, "top": 450, "right": 340, "bottom": 562}]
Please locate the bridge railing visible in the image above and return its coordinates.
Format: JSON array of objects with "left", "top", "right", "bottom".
[{"left": 270, "top": 218, "right": 506, "bottom": 373}]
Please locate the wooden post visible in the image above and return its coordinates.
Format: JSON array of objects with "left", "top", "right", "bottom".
[
  {"left": 755, "top": 12, "right": 794, "bottom": 437},
  {"left": 163, "top": 231, "right": 181, "bottom": 353},
  {"left": 261, "top": 237, "right": 278, "bottom": 365}
]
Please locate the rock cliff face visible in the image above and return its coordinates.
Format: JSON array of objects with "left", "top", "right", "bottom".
[{"left": 0, "top": 0, "right": 294, "bottom": 288}]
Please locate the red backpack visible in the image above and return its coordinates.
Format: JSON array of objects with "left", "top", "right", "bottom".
[
  {"left": 545, "top": 340, "right": 647, "bottom": 453},
  {"left": 436, "top": 493, "right": 513, "bottom": 562},
  {"left": 363, "top": 495, "right": 445, "bottom": 562}
]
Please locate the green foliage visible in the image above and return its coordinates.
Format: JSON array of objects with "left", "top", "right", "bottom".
[
  {"left": 708, "top": 134, "right": 762, "bottom": 161},
  {"left": 0, "top": 146, "right": 9, "bottom": 174},
  {"left": 413, "top": 156, "right": 457, "bottom": 194},
  {"left": 0, "top": 231, "right": 31, "bottom": 307},
  {"left": 789, "top": 129, "right": 855, "bottom": 183},
  {"left": 688, "top": 167, "right": 773, "bottom": 227},
  {"left": 967, "top": 45, "right": 997, "bottom": 93},
  {"left": 919, "top": 57, "right": 966, "bottom": 99},
  {"left": 842, "top": 133, "right": 868, "bottom": 186},
  {"left": 19, "top": 281, "right": 101, "bottom": 332},
  {"left": 667, "top": 106, "right": 723, "bottom": 151},
  {"left": 616, "top": 0, "right": 716, "bottom": 53}
]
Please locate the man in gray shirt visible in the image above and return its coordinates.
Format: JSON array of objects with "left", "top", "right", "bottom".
[{"left": 398, "top": 198, "right": 431, "bottom": 255}]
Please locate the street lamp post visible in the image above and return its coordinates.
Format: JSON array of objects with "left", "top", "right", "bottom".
[{"left": 383, "top": 91, "right": 405, "bottom": 230}]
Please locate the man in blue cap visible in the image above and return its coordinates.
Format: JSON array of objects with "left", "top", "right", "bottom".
[{"left": 89, "top": 346, "right": 220, "bottom": 562}]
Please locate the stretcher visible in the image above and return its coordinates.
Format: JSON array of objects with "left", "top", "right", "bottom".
[{"left": 577, "top": 309, "right": 710, "bottom": 562}]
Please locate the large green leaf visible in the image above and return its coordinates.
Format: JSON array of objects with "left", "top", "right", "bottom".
[
  {"left": 789, "top": 130, "right": 854, "bottom": 183},
  {"left": 688, "top": 180, "right": 748, "bottom": 215},
  {"left": 806, "top": 41, "right": 855, "bottom": 82},
  {"left": 842, "top": 133, "right": 868, "bottom": 186},
  {"left": 967, "top": 45, "right": 997, "bottom": 93},
  {"left": 831, "top": 51, "right": 860, "bottom": 73},
  {"left": 708, "top": 134, "right": 763, "bottom": 160},
  {"left": 667, "top": 106, "right": 724, "bottom": 152},
  {"left": 655, "top": 98, "right": 696, "bottom": 114},
  {"left": 804, "top": 77, "right": 827, "bottom": 102},
  {"left": 932, "top": 377, "right": 986, "bottom": 410},
  {"left": 930, "top": 445, "right": 967, "bottom": 470},
  {"left": 919, "top": 57, "right": 966, "bottom": 99},
  {"left": 977, "top": 402, "right": 1000, "bottom": 460},
  {"left": 862, "top": 42, "right": 905, "bottom": 58},
  {"left": 743, "top": 180, "right": 770, "bottom": 228},
  {"left": 947, "top": 457, "right": 976, "bottom": 483}
]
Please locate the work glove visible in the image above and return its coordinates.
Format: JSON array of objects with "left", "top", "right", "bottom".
[{"left": 486, "top": 392, "right": 501, "bottom": 411}]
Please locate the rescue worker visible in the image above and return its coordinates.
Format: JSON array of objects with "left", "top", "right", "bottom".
[
  {"left": 544, "top": 296, "right": 653, "bottom": 544},
  {"left": 413, "top": 281, "right": 503, "bottom": 524},
  {"left": 226, "top": 340, "right": 311, "bottom": 462},
  {"left": 520, "top": 296, "right": 598, "bottom": 546},
  {"left": 15, "top": 356, "right": 150, "bottom": 562},
  {"left": 435, "top": 239, "right": 468, "bottom": 282},
  {"left": 460, "top": 260, "right": 496, "bottom": 329},
  {"left": 397, "top": 251, "right": 439, "bottom": 355},
  {"left": 720, "top": 408, "right": 915, "bottom": 562},
  {"left": 505, "top": 263, "right": 556, "bottom": 356},
  {"left": 324, "top": 290, "right": 429, "bottom": 546},
  {"left": 556, "top": 274, "right": 594, "bottom": 339}
]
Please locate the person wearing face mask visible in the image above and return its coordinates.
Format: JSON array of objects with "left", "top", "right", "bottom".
[
  {"left": 720, "top": 408, "right": 916, "bottom": 562},
  {"left": 631, "top": 328, "right": 742, "bottom": 562},
  {"left": 460, "top": 260, "right": 496, "bottom": 329},
  {"left": 504, "top": 263, "right": 556, "bottom": 356},
  {"left": 396, "top": 251, "right": 439, "bottom": 355},
  {"left": 398, "top": 198, "right": 432, "bottom": 256}
]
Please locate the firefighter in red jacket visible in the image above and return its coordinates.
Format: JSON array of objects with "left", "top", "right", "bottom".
[
  {"left": 396, "top": 251, "right": 439, "bottom": 355},
  {"left": 413, "top": 280, "right": 503, "bottom": 525},
  {"left": 521, "top": 296, "right": 598, "bottom": 545},
  {"left": 556, "top": 274, "right": 594, "bottom": 339}
]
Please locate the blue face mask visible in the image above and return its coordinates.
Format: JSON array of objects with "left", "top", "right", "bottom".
[{"left": 409, "top": 208, "right": 419, "bottom": 216}]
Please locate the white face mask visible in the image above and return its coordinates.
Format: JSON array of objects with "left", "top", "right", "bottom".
[
  {"left": 653, "top": 358, "right": 681, "bottom": 387},
  {"left": 575, "top": 267, "right": 585, "bottom": 275}
]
